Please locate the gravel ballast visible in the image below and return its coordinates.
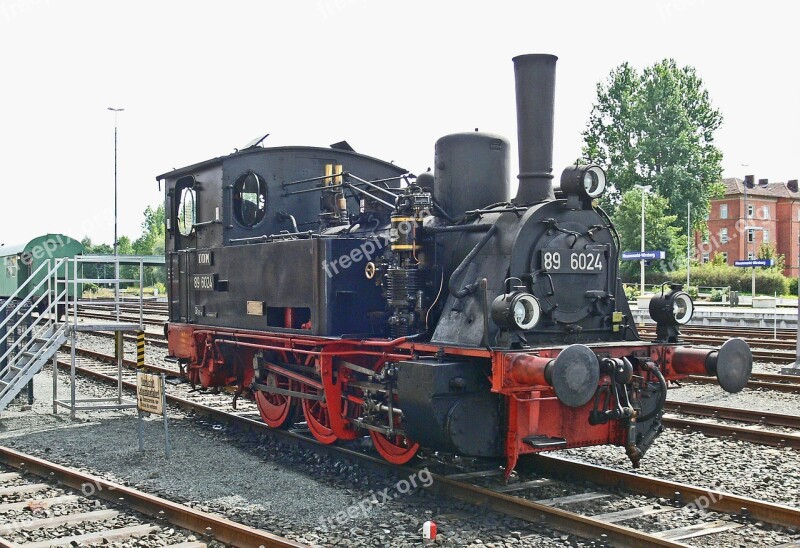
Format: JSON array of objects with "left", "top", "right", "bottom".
[
  {"left": 0, "top": 343, "right": 566, "bottom": 547},
  {"left": 2, "top": 332, "right": 799, "bottom": 547}
]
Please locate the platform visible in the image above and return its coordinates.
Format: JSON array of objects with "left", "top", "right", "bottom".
[{"left": 631, "top": 304, "right": 798, "bottom": 329}]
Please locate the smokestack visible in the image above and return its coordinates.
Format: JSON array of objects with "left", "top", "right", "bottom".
[{"left": 512, "top": 54, "right": 558, "bottom": 205}]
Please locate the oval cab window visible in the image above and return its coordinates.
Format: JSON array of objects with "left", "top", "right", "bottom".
[
  {"left": 234, "top": 172, "right": 267, "bottom": 227},
  {"left": 177, "top": 187, "right": 196, "bottom": 236}
]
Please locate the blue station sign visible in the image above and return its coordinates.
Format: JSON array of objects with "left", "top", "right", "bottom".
[
  {"left": 734, "top": 259, "right": 773, "bottom": 267},
  {"left": 621, "top": 250, "right": 666, "bottom": 261}
]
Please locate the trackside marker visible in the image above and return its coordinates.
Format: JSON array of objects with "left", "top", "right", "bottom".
[{"left": 423, "top": 520, "right": 437, "bottom": 541}]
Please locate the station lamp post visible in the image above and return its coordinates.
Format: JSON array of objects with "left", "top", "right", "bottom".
[
  {"left": 634, "top": 184, "right": 653, "bottom": 294},
  {"left": 108, "top": 107, "right": 124, "bottom": 257},
  {"left": 108, "top": 107, "right": 124, "bottom": 321}
]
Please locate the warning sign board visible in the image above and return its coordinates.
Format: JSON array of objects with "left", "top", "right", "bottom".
[{"left": 136, "top": 372, "right": 163, "bottom": 414}]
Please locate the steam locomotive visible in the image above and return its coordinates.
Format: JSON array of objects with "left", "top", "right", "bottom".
[{"left": 159, "top": 54, "right": 752, "bottom": 476}]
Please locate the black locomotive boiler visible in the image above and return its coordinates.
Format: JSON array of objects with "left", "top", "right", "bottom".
[{"left": 160, "top": 54, "right": 752, "bottom": 475}]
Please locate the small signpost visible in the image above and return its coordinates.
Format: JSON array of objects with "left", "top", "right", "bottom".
[
  {"left": 135, "top": 332, "right": 171, "bottom": 458},
  {"left": 621, "top": 250, "right": 665, "bottom": 261},
  {"left": 733, "top": 259, "right": 773, "bottom": 268}
]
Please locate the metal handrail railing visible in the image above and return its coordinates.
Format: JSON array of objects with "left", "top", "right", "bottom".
[
  {"left": 0, "top": 259, "right": 52, "bottom": 315},
  {"left": 0, "top": 258, "right": 68, "bottom": 386}
]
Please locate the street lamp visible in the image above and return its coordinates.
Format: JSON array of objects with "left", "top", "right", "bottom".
[
  {"left": 634, "top": 184, "right": 653, "bottom": 294},
  {"left": 108, "top": 107, "right": 124, "bottom": 322},
  {"left": 108, "top": 107, "right": 124, "bottom": 256}
]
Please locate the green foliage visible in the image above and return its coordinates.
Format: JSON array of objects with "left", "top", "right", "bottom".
[
  {"left": 582, "top": 59, "right": 723, "bottom": 228},
  {"left": 79, "top": 204, "right": 166, "bottom": 287},
  {"left": 612, "top": 188, "right": 685, "bottom": 278},
  {"left": 623, "top": 284, "right": 640, "bottom": 301},
  {"left": 710, "top": 252, "right": 727, "bottom": 267},
  {"left": 686, "top": 286, "right": 699, "bottom": 300},
  {"left": 639, "top": 263, "right": 789, "bottom": 297},
  {"left": 757, "top": 243, "right": 785, "bottom": 272},
  {"left": 789, "top": 277, "right": 798, "bottom": 297},
  {"left": 709, "top": 287, "right": 728, "bottom": 302}
]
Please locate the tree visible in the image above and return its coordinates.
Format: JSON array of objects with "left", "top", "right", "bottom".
[
  {"left": 582, "top": 59, "right": 724, "bottom": 228},
  {"left": 757, "top": 242, "right": 786, "bottom": 272},
  {"left": 613, "top": 188, "right": 685, "bottom": 280},
  {"left": 133, "top": 205, "right": 166, "bottom": 256},
  {"left": 79, "top": 204, "right": 166, "bottom": 286}
]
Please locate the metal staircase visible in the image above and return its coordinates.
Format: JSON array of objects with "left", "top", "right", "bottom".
[{"left": 0, "top": 259, "right": 69, "bottom": 412}]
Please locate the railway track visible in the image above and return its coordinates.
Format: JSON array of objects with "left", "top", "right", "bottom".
[
  {"left": 74, "top": 311, "right": 166, "bottom": 327},
  {"left": 687, "top": 372, "right": 800, "bottom": 393},
  {"left": 70, "top": 344, "right": 800, "bottom": 452},
  {"left": 53, "top": 348, "right": 800, "bottom": 546},
  {"left": 640, "top": 324, "right": 797, "bottom": 339},
  {"left": 0, "top": 446, "right": 304, "bottom": 548}
]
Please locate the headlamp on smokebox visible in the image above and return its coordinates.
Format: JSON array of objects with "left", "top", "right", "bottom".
[
  {"left": 649, "top": 283, "right": 694, "bottom": 343},
  {"left": 492, "top": 291, "right": 542, "bottom": 331},
  {"left": 560, "top": 165, "right": 607, "bottom": 201}
]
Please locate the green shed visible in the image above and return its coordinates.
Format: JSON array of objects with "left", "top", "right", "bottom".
[{"left": 0, "top": 234, "right": 84, "bottom": 300}]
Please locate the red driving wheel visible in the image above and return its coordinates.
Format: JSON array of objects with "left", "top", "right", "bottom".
[
  {"left": 301, "top": 385, "right": 338, "bottom": 444},
  {"left": 254, "top": 372, "right": 296, "bottom": 428},
  {"left": 370, "top": 430, "right": 420, "bottom": 464}
]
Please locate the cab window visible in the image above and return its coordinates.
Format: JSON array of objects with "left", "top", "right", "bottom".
[{"left": 233, "top": 172, "right": 267, "bottom": 227}]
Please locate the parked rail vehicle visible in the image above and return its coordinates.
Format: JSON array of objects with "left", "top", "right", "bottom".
[
  {"left": 0, "top": 234, "right": 84, "bottom": 305},
  {"left": 160, "top": 54, "right": 752, "bottom": 476}
]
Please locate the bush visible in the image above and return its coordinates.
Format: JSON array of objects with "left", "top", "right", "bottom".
[
  {"left": 709, "top": 287, "right": 729, "bottom": 302},
  {"left": 153, "top": 282, "right": 166, "bottom": 296},
  {"left": 790, "top": 277, "right": 798, "bottom": 297},
  {"left": 686, "top": 286, "right": 699, "bottom": 300},
  {"left": 624, "top": 284, "right": 640, "bottom": 301},
  {"left": 626, "top": 263, "right": 789, "bottom": 297}
]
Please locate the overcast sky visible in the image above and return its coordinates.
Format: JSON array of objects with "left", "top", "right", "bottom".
[{"left": 1, "top": 0, "right": 797, "bottom": 246}]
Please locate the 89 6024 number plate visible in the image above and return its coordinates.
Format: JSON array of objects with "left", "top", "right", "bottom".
[{"left": 540, "top": 249, "right": 605, "bottom": 274}]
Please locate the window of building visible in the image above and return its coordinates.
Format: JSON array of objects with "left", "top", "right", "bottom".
[
  {"left": 720, "top": 228, "right": 728, "bottom": 244},
  {"left": 702, "top": 232, "right": 709, "bottom": 244},
  {"left": 233, "top": 172, "right": 267, "bottom": 228},
  {"left": 702, "top": 252, "right": 709, "bottom": 264},
  {"left": 720, "top": 252, "right": 728, "bottom": 264},
  {"left": 747, "top": 204, "right": 754, "bottom": 218},
  {"left": 748, "top": 251, "right": 755, "bottom": 260},
  {"left": 747, "top": 229, "right": 755, "bottom": 243},
  {"left": 761, "top": 205, "right": 769, "bottom": 219},
  {"left": 764, "top": 230, "right": 769, "bottom": 243},
  {"left": 719, "top": 203, "right": 728, "bottom": 219}
]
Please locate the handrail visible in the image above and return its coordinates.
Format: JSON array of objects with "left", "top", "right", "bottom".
[
  {"left": 0, "top": 258, "right": 68, "bottom": 386},
  {"left": 0, "top": 258, "right": 66, "bottom": 333},
  {"left": 0, "top": 286, "right": 67, "bottom": 366},
  {"left": 0, "top": 260, "right": 52, "bottom": 315},
  {"left": 0, "top": 260, "right": 66, "bottom": 365}
]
